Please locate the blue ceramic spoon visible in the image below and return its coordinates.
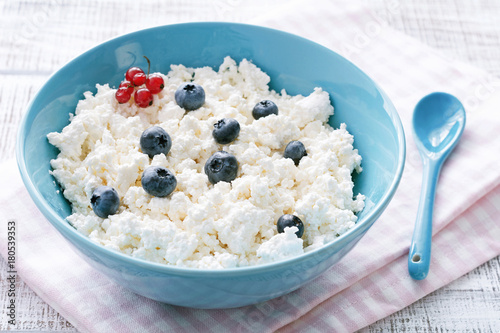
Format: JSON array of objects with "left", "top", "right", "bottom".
[{"left": 408, "top": 92, "right": 466, "bottom": 280}]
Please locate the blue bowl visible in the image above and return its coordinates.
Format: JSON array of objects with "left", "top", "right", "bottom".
[{"left": 16, "top": 22, "right": 405, "bottom": 309}]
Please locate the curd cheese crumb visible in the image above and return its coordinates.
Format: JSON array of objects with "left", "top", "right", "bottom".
[
  {"left": 257, "top": 227, "right": 304, "bottom": 264},
  {"left": 47, "top": 57, "right": 363, "bottom": 269}
]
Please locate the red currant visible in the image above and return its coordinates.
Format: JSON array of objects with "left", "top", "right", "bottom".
[
  {"left": 115, "top": 87, "right": 131, "bottom": 104},
  {"left": 146, "top": 74, "right": 165, "bottom": 94},
  {"left": 134, "top": 88, "right": 153, "bottom": 108},
  {"left": 125, "top": 67, "right": 144, "bottom": 82},
  {"left": 132, "top": 72, "right": 147, "bottom": 86},
  {"left": 119, "top": 80, "right": 134, "bottom": 94}
]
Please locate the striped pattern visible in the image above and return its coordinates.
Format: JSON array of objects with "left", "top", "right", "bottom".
[
  {"left": 0, "top": 0, "right": 500, "bottom": 332},
  {"left": 0, "top": 76, "right": 47, "bottom": 163},
  {"left": 369, "top": 0, "right": 500, "bottom": 78}
]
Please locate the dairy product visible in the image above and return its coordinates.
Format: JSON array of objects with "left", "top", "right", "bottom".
[{"left": 47, "top": 57, "right": 364, "bottom": 269}]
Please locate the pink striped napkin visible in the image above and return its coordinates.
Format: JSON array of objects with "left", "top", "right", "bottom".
[{"left": 2, "top": 1, "right": 500, "bottom": 332}]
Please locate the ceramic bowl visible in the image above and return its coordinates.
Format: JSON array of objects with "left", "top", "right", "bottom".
[{"left": 17, "top": 22, "right": 405, "bottom": 309}]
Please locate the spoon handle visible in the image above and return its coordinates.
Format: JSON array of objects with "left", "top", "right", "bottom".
[{"left": 408, "top": 158, "right": 442, "bottom": 280}]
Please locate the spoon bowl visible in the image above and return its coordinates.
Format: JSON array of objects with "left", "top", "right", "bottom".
[
  {"left": 413, "top": 92, "right": 466, "bottom": 156},
  {"left": 408, "top": 92, "right": 466, "bottom": 280}
]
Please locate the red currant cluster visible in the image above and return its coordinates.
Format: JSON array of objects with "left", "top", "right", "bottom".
[{"left": 115, "top": 56, "right": 165, "bottom": 108}]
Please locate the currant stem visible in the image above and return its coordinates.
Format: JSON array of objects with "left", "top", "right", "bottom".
[{"left": 144, "top": 56, "right": 151, "bottom": 76}]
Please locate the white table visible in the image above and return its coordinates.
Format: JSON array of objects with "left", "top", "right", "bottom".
[{"left": 1, "top": 1, "right": 499, "bottom": 331}]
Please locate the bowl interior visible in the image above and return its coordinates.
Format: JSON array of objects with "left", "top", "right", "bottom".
[{"left": 18, "top": 23, "right": 404, "bottom": 262}]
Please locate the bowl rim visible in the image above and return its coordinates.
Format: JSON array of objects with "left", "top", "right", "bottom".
[{"left": 16, "top": 21, "right": 406, "bottom": 277}]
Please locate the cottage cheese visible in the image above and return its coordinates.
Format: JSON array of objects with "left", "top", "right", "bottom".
[{"left": 47, "top": 57, "right": 365, "bottom": 269}]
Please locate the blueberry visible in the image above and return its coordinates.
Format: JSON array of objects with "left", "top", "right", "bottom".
[
  {"left": 212, "top": 118, "right": 240, "bottom": 144},
  {"left": 252, "top": 100, "right": 278, "bottom": 120},
  {"left": 175, "top": 82, "right": 205, "bottom": 111},
  {"left": 284, "top": 140, "right": 307, "bottom": 166},
  {"left": 204, "top": 151, "right": 238, "bottom": 184},
  {"left": 140, "top": 126, "right": 172, "bottom": 158},
  {"left": 277, "top": 214, "right": 304, "bottom": 238},
  {"left": 90, "top": 186, "right": 120, "bottom": 218},
  {"left": 141, "top": 166, "right": 177, "bottom": 197}
]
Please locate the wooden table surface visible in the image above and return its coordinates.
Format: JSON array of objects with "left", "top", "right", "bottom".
[{"left": 1, "top": 1, "right": 499, "bottom": 331}]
